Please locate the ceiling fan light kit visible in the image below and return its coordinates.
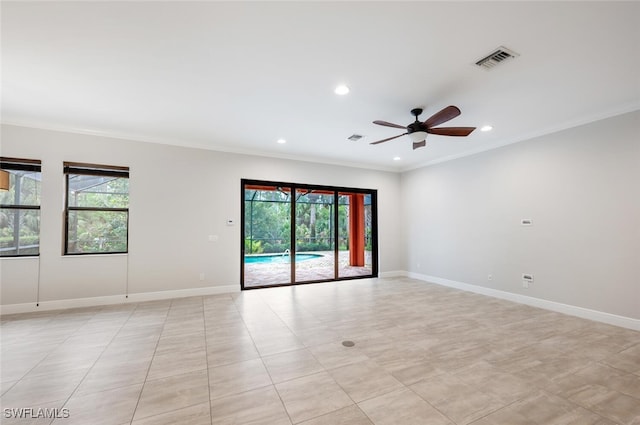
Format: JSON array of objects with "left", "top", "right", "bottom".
[{"left": 371, "top": 105, "right": 476, "bottom": 150}]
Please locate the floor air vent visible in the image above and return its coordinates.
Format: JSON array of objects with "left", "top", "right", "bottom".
[{"left": 475, "top": 46, "right": 519, "bottom": 70}]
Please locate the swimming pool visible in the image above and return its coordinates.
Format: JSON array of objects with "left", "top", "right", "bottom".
[{"left": 244, "top": 253, "right": 323, "bottom": 264}]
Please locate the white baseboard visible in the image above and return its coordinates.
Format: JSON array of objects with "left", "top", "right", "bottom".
[
  {"left": 126, "top": 285, "right": 238, "bottom": 303},
  {"left": 0, "top": 285, "right": 239, "bottom": 315},
  {"left": 408, "top": 272, "right": 640, "bottom": 331},
  {"left": 379, "top": 270, "right": 407, "bottom": 278}
]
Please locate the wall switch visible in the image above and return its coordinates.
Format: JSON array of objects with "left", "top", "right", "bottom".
[
  {"left": 521, "top": 219, "right": 533, "bottom": 226},
  {"left": 208, "top": 235, "right": 219, "bottom": 242},
  {"left": 522, "top": 273, "right": 534, "bottom": 282}
]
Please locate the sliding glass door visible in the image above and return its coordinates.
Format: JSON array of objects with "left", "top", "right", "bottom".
[
  {"left": 338, "top": 192, "right": 374, "bottom": 278},
  {"left": 243, "top": 184, "right": 292, "bottom": 288},
  {"left": 295, "top": 189, "right": 335, "bottom": 283},
  {"left": 241, "top": 180, "right": 377, "bottom": 289}
]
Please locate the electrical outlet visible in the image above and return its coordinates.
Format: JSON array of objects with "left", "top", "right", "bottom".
[
  {"left": 522, "top": 281, "right": 529, "bottom": 289},
  {"left": 199, "top": 273, "right": 205, "bottom": 281},
  {"left": 488, "top": 274, "right": 493, "bottom": 281}
]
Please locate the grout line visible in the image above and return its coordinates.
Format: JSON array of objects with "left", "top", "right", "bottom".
[
  {"left": 200, "top": 296, "right": 214, "bottom": 425},
  {"left": 127, "top": 301, "right": 171, "bottom": 424}
]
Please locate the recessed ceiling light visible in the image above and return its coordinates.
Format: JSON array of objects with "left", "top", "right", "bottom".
[
  {"left": 393, "top": 156, "right": 401, "bottom": 161},
  {"left": 480, "top": 125, "right": 493, "bottom": 132},
  {"left": 334, "top": 84, "right": 350, "bottom": 95},
  {"left": 277, "top": 138, "right": 286, "bottom": 144}
]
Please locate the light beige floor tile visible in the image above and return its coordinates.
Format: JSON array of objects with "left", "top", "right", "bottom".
[
  {"left": 2, "top": 278, "right": 639, "bottom": 424},
  {"left": 298, "top": 405, "right": 373, "bottom": 425},
  {"left": 263, "top": 348, "right": 324, "bottom": 383},
  {"left": 0, "top": 352, "right": 51, "bottom": 383},
  {"left": 410, "top": 373, "right": 504, "bottom": 425},
  {"left": 275, "top": 371, "right": 353, "bottom": 423},
  {"left": 0, "top": 370, "right": 87, "bottom": 407},
  {"left": 155, "top": 331, "right": 206, "bottom": 355},
  {"left": 294, "top": 326, "right": 343, "bottom": 347},
  {"left": 358, "top": 388, "right": 453, "bottom": 425},
  {"left": 0, "top": 380, "right": 17, "bottom": 396},
  {"left": 390, "top": 360, "right": 443, "bottom": 386},
  {"left": 454, "top": 361, "right": 536, "bottom": 404},
  {"left": 98, "top": 340, "right": 158, "bottom": 364},
  {"left": 568, "top": 384, "right": 640, "bottom": 425},
  {"left": 574, "top": 362, "right": 640, "bottom": 399},
  {"left": 209, "top": 358, "right": 272, "bottom": 400},
  {"left": 308, "top": 341, "right": 369, "bottom": 370},
  {"left": 601, "top": 343, "right": 640, "bottom": 376},
  {"left": 131, "top": 402, "right": 211, "bottom": 425},
  {"left": 205, "top": 324, "right": 252, "bottom": 343},
  {"left": 472, "top": 390, "right": 618, "bottom": 425},
  {"left": 252, "top": 333, "right": 306, "bottom": 357},
  {"left": 328, "top": 359, "right": 403, "bottom": 403},
  {"left": 147, "top": 347, "right": 207, "bottom": 381},
  {"left": 210, "top": 385, "right": 291, "bottom": 425},
  {"left": 207, "top": 339, "right": 260, "bottom": 367},
  {"left": 358, "top": 341, "right": 426, "bottom": 374},
  {"left": 55, "top": 383, "right": 143, "bottom": 425},
  {"left": 76, "top": 358, "right": 151, "bottom": 395},
  {"left": 133, "top": 370, "right": 209, "bottom": 421}
]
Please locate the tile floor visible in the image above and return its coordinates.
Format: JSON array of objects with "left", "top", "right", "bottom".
[{"left": 1, "top": 277, "right": 639, "bottom": 425}]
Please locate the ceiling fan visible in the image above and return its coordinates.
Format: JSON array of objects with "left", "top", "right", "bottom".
[{"left": 371, "top": 105, "right": 475, "bottom": 150}]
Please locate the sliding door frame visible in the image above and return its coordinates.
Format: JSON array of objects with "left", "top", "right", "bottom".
[{"left": 241, "top": 179, "right": 378, "bottom": 290}]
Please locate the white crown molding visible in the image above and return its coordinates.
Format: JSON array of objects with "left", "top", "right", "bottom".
[{"left": 0, "top": 120, "right": 400, "bottom": 174}]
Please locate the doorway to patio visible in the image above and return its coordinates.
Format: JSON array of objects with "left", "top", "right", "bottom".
[{"left": 241, "top": 179, "right": 378, "bottom": 289}]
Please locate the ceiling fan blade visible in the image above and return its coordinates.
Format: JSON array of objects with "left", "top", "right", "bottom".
[
  {"left": 427, "top": 127, "right": 476, "bottom": 137},
  {"left": 424, "top": 105, "right": 461, "bottom": 128},
  {"left": 373, "top": 120, "right": 406, "bottom": 129},
  {"left": 370, "top": 133, "right": 408, "bottom": 145},
  {"left": 412, "top": 140, "right": 426, "bottom": 150}
]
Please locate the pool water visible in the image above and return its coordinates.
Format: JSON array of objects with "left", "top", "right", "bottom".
[{"left": 245, "top": 253, "right": 322, "bottom": 264}]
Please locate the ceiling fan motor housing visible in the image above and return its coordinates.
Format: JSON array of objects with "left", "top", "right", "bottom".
[{"left": 407, "top": 121, "right": 427, "bottom": 134}]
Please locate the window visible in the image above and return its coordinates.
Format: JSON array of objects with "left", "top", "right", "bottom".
[
  {"left": 0, "top": 158, "right": 42, "bottom": 257},
  {"left": 64, "top": 162, "right": 129, "bottom": 255}
]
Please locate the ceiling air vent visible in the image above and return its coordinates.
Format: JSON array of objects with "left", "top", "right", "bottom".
[
  {"left": 475, "top": 46, "right": 519, "bottom": 70},
  {"left": 348, "top": 134, "right": 363, "bottom": 141}
]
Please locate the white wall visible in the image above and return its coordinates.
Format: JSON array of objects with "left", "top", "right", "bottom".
[
  {"left": 401, "top": 110, "right": 640, "bottom": 320},
  {"left": 3, "top": 111, "right": 639, "bottom": 324},
  {"left": 0, "top": 125, "right": 403, "bottom": 307}
]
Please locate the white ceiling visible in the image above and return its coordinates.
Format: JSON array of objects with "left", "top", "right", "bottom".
[{"left": 2, "top": 1, "right": 639, "bottom": 171}]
